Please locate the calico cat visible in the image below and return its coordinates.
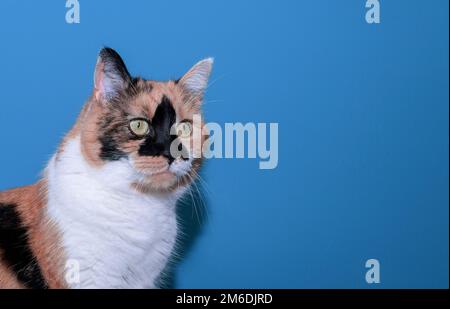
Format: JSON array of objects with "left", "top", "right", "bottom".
[{"left": 0, "top": 48, "right": 213, "bottom": 288}]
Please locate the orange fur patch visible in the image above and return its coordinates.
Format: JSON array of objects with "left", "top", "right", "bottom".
[{"left": 0, "top": 181, "right": 67, "bottom": 288}]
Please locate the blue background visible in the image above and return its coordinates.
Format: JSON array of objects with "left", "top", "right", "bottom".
[{"left": 0, "top": 1, "right": 448, "bottom": 288}]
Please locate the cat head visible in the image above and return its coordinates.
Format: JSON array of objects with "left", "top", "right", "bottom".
[{"left": 75, "top": 48, "right": 213, "bottom": 193}]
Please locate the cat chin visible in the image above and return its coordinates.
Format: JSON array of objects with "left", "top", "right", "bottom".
[
  {"left": 128, "top": 157, "right": 194, "bottom": 193},
  {"left": 131, "top": 171, "right": 180, "bottom": 193},
  {"left": 148, "top": 170, "right": 176, "bottom": 184}
]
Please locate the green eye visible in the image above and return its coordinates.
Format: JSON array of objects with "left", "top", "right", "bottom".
[
  {"left": 177, "top": 122, "right": 192, "bottom": 138},
  {"left": 129, "top": 119, "right": 150, "bottom": 136}
]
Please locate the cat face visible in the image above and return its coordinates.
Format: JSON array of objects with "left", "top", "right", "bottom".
[{"left": 76, "top": 48, "right": 212, "bottom": 193}]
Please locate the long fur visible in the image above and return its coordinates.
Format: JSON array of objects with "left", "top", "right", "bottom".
[{"left": 0, "top": 48, "right": 213, "bottom": 288}]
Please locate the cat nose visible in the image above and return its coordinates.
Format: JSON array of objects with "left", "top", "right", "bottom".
[
  {"left": 137, "top": 134, "right": 177, "bottom": 164},
  {"left": 150, "top": 143, "right": 174, "bottom": 164}
]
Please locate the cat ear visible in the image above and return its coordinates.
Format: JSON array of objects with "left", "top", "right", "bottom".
[
  {"left": 178, "top": 58, "right": 214, "bottom": 99},
  {"left": 94, "top": 47, "right": 131, "bottom": 102}
]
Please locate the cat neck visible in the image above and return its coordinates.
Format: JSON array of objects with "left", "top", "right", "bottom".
[{"left": 44, "top": 135, "right": 181, "bottom": 288}]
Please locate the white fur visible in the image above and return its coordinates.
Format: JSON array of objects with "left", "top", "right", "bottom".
[{"left": 46, "top": 136, "right": 187, "bottom": 288}]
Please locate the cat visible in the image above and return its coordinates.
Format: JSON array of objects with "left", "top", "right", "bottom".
[{"left": 0, "top": 47, "right": 213, "bottom": 288}]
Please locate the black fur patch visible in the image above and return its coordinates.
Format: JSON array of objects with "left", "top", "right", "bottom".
[
  {"left": 98, "top": 112, "right": 128, "bottom": 161},
  {"left": 138, "top": 96, "right": 177, "bottom": 163},
  {"left": 0, "top": 203, "right": 48, "bottom": 289},
  {"left": 99, "top": 135, "right": 127, "bottom": 161}
]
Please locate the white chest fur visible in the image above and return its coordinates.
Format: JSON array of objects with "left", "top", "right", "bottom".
[{"left": 46, "top": 136, "right": 183, "bottom": 288}]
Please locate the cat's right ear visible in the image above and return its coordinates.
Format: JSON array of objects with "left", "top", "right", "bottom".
[{"left": 94, "top": 47, "right": 131, "bottom": 102}]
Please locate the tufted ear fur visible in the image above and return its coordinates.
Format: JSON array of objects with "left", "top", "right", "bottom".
[
  {"left": 178, "top": 58, "right": 214, "bottom": 100},
  {"left": 94, "top": 47, "right": 132, "bottom": 102}
]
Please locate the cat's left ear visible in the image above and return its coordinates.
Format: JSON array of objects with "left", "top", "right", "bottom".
[
  {"left": 178, "top": 58, "right": 214, "bottom": 100},
  {"left": 94, "top": 47, "right": 132, "bottom": 102}
]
